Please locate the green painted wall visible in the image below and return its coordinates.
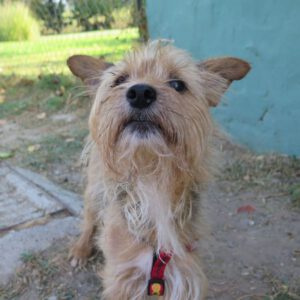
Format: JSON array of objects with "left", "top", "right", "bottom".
[{"left": 147, "top": 0, "right": 300, "bottom": 155}]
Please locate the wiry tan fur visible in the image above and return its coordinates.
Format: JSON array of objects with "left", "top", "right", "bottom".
[{"left": 67, "top": 41, "right": 250, "bottom": 300}]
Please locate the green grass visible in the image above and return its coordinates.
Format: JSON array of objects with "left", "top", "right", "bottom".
[
  {"left": 0, "top": 74, "right": 76, "bottom": 118},
  {"left": 0, "top": 28, "right": 138, "bottom": 119},
  {"left": 23, "top": 128, "right": 88, "bottom": 171},
  {"left": 0, "top": 28, "right": 138, "bottom": 75},
  {"left": 289, "top": 184, "right": 300, "bottom": 207},
  {"left": 0, "top": 28, "right": 138, "bottom": 193}
]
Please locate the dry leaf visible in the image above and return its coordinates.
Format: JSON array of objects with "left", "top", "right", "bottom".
[
  {"left": 27, "top": 144, "right": 41, "bottom": 152},
  {"left": 0, "top": 119, "right": 7, "bottom": 126},
  {"left": 237, "top": 205, "right": 256, "bottom": 214},
  {"left": 65, "top": 138, "right": 75, "bottom": 143},
  {"left": 37, "top": 112, "right": 46, "bottom": 120}
]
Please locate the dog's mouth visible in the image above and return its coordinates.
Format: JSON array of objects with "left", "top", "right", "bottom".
[{"left": 124, "top": 114, "right": 162, "bottom": 136}]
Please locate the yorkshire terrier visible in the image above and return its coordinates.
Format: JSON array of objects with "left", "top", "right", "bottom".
[{"left": 67, "top": 41, "right": 250, "bottom": 300}]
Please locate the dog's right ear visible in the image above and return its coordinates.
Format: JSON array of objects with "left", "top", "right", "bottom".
[
  {"left": 67, "top": 55, "right": 113, "bottom": 87},
  {"left": 198, "top": 57, "right": 251, "bottom": 107}
]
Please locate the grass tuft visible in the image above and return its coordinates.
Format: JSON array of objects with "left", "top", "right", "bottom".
[
  {"left": 289, "top": 184, "right": 300, "bottom": 207},
  {"left": 0, "top": 2, "right": 40, "bottom": 42}
]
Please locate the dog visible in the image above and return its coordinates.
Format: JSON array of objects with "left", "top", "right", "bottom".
[{"left": 67, "top": 40, "right": 250, "bottom": 300}]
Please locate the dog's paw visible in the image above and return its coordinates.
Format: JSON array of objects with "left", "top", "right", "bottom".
[
  {"left": 69, "top": 255, "right": 87, "bottom": 268},
  {"left": 68, "top": 243, "right": 92, "bottom": 268}
]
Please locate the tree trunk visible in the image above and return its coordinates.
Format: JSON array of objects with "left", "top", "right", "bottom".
[{"left": 136, "top": 0, "right": 149, "bottom": 42}]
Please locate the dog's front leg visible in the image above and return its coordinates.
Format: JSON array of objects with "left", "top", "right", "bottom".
[
  {"left": 69, "top": 192, "right": 98, "bottom": 267},
  {"left": 99, "top": 205, "right": 153, "bottom": 300}
]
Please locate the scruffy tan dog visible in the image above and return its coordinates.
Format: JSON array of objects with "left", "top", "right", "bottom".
[{"left": 67, "top": 41, "right": 250, "bottom": 300}]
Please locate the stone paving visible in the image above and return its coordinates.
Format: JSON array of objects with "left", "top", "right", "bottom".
[{"left": 0, "top": 162, "right": 82, "bottom": 284}]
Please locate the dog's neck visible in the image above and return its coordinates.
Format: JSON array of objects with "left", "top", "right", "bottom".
[
  {"left": 112, "top": 163, "right": 198, "bottom": 256},
  {"left": 99, "top": 141, "right": 207, "bottom": 255}
]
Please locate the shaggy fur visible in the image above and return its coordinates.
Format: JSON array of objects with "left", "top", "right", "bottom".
[{"left": 67, "top": 41, "right": 250, "bottom": 300}]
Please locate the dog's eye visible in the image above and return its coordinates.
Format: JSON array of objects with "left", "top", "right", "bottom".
[
  {"left": 168, "top": 80, "right": 186, "bottom": 92},
  {"left": 113, "top": 74, "right": 129, "bottom": 87}
]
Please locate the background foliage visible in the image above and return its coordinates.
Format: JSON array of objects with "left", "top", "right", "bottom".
[
  {"left": 0, "top": 0, "right": 146, "bottom": 40},
  {"left": 0, "top": 2, "right": 40, "bottom": 41},
  {"left": 30, "top": 0, "right": 66, "bottom": 34},
  {"left": 28, "top": 0, "right": 136, "bottom": 34}
]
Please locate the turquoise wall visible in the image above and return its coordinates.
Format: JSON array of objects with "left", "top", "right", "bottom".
[{"left": 147, "top": 0, "right": 300, "bottom": 155}]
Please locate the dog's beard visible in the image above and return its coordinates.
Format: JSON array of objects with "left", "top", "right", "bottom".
[
  {"left": 123, "top": 111, "right": 163, "bottom": 138},
  {"left": 92, "top": 97, "right": 214, "bottom": 181},
  {"left": 95, "top": 107, "right": 180, "bottom": 179},
  {"left": 122, "top": 109, "right": 178, "bottom": 143},
  {"left": 116, "top": 127, "right": 173, "bottom": 178}
]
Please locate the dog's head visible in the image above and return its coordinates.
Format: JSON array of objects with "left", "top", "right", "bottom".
[{"left": 67, "top": 41, "right": 250, "bottom": 179}]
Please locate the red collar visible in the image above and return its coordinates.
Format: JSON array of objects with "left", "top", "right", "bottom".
[
  {"left": 148, "top": 251, "right": 172, "bottom": 296},
  {"left": 147, "top": 242, "right": 197, "bottom": 296}
]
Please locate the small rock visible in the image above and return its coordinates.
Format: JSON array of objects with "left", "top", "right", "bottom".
[
  {"left": 248, "top": 220, "right": 255, "bottom": 226},
  {"left": 243, "top": 175, "right": 250, "bottom": 181},
  {"left": 36, "top": 112, "right": 46, "bottom": 120},
  {"left": 51, "top": 113, "right": 76, "bottom": 123},
  {"left": 54, "top": 169, "right": 61, "bottom": 175}
]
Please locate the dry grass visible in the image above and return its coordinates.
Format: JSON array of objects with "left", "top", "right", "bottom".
[{"left": 0, "top": 240, "right": 103, "bottom": 300}]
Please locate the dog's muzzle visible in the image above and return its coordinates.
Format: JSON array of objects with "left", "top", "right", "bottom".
[{"left": 124, "top": 112, "right": 162, "bottom": 136}]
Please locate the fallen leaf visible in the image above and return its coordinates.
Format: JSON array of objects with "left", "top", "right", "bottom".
[
  {"left": 0, "top": 119, "right": 7, "bottom": 126},
  {"left": 27, "top": 144, "right": 41, "bottom": 152},
  {"left": 55, "top": 86, "right": 65, "bottom": 96},
  {"left": 36, "top": 112, "right": 46, "bottom": 120},
  {"left": 65, "top": 138, "right": 75, "bottom": 143},
  {"left": 0, "top": 151, "right": 14, "bottom": 159},
  {"left": 237, "top": 204, "right": 256, "bottom": 214},
  {"left": 243, "top": 175, "right": 250, "bottom": 181},
  {"left": 256, "top": 155, "right": 264, "bottom": 161}
]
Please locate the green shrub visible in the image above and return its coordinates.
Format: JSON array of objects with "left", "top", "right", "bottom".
[
  {"left": 112, "top": 5, "right": 134, "bottom": 29},
  {"left": 30, "top": 0, "right": 66, "bottom": 34},
  {"left": 69, "top": 0, "right": 115, "bottom": 31},
  {"left": 0, "top": 2, "right": 40, "bottom": 41}
]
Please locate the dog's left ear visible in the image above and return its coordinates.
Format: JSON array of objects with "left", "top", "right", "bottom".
[
  {"left": 67, "top": 55, "right": 113, "bottom": 87},
  {"left": 198, "top": 57, "right": 251, "bottom": 107}
]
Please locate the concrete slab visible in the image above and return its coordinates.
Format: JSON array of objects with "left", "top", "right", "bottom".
[
  {"left": 0, "top": 162, "right": 83, "bottom": 284},
  {"left": 0, "top": 165, "right": 63, "bottom": 230},
  {"left": 0, "top": 163, "right": 83, "bottom": 232},
  {"left": 0, "top": 216, "right": 80, "bottom": 284},
  {"left": 12, "top": 166, "right": 83, "bottom": 216}
]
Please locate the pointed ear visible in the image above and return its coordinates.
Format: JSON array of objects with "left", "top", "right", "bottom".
[
  {"left": 198, "top": 57, "right": 251, "bottom": 107},
  {"left": 67, "top": 55, "right": 113, "bottom": 86}
]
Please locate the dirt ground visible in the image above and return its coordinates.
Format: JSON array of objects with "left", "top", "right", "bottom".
[{"left": 0, "top": 75, "right": 300, "bottom": 300}]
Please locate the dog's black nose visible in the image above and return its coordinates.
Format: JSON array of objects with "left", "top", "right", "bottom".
[{"left": 126, "top": 84, "right": 157, "bottom": 109}]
